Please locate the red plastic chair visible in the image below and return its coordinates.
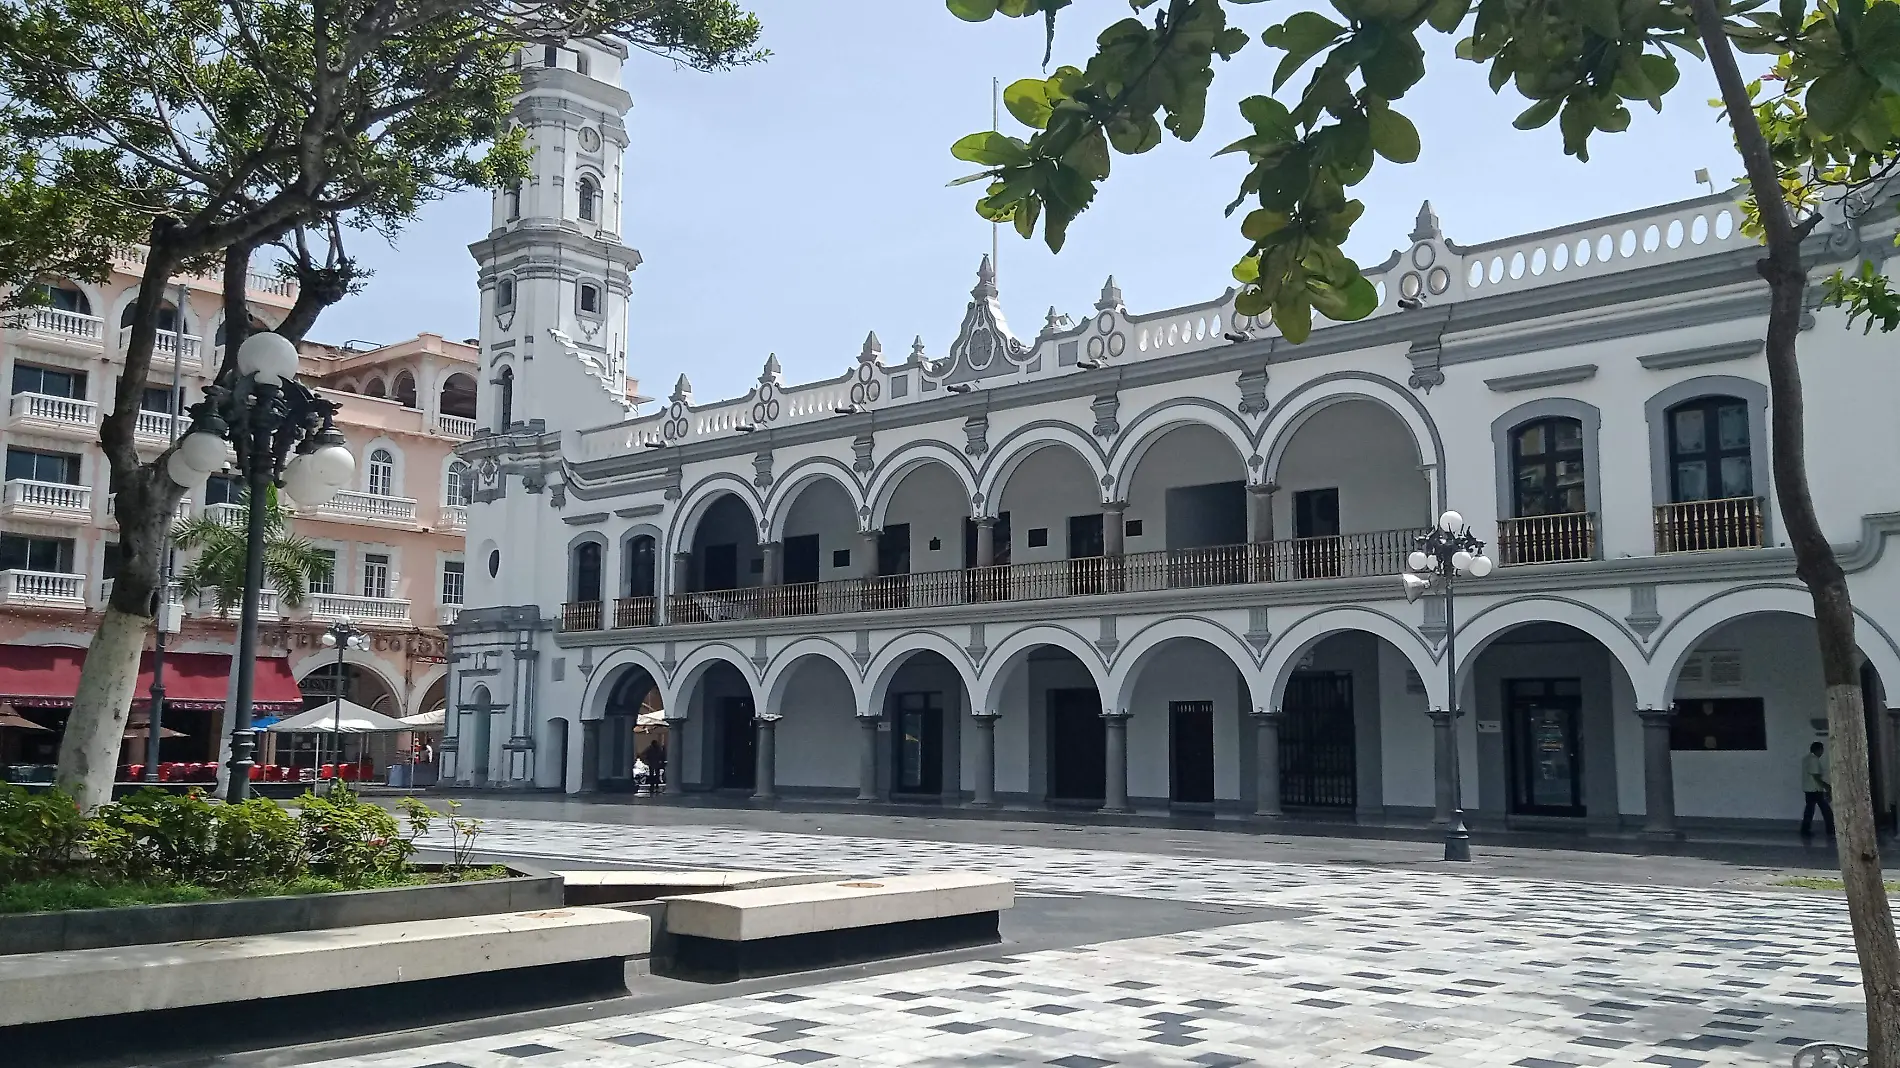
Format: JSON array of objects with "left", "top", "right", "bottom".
[
  {"left": 248, "top": 766, "right": 264, "bottom": 781},
  {"left": 126, "top": 764, "right": 143, "bottom": 781},
  {"left": 319, "top": 764, "right": 335, "bottom": 780}
]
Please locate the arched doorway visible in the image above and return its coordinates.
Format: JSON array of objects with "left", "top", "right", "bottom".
[
  {"left": 683, "top": 660, "right": 756, "bottom": 791},
  {"left": 875, "top": 650, "right": 969, "bottom": 801},
  {"left": 688, "top": 493, "right": 761, "bottom": 594},
  {"left": 1112, "top": 634, "right": 1250, "bottom": 809},
  {"left": 441, "top": 372, "right": 477, "bottom": 419},
  {"left": 1269, "top": 399, "right": 1431, "bottom": 578},
  {"left": 600, "top": 666, "right": 661, "bottom": 792}
]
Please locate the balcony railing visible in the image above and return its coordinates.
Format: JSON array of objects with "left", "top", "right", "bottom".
[
  {"left": 1498, "top": 512, "right": 1597, "bottom": 565},
  {"left": 8, "top": 391, "right": 98, "bottom": 430},
  {"left": 100, "top": 580, "right": 185, "bottom": 609},
  {"left": 2, "top": 479, "right": 92, "bottom": 519},
  {"left": 439, "top": 604, "right": 462, "bottom": 627},
  {"left": 310, "top": 593, "right": 411, "bottom": 625},
  {"left": 106, "top": 494, "right": 191, "bottom": 524},
  {"left": 121, "top": 331, "right": 202, "bottom": 368},
  {"left": 133, "top": 408, "right": 184, "bottom": 443},
  {"left": 14, "top": 308, "right": 104, "bottom": 346},
  {"left": 202, "top": 502, "right": 247, "bottom": 528},
  {"left": 313, "top": 490, "right": 418, "bottom": 525},
  {"left": 647, "top": 528, "right": 1428, "bottom": 629},
  {"left": 563, "top": 601, "right": 604, "bottom": 631},
  {"left": 441, "top": 504, "right": 468, "bottom": 531},
  {"left": 614, "top": 596, "right": 657, "bottom": 628},
  {"left": 1655, "top": 497, "right": 1766, "bottom": 554},
  {"left": 189, "top": 587, "right": 277, "bottom": 620},
  {"left": 0, "top": 570, "right": 87, "bottom": 608},
  {"left": 436, "top": 413, "right": 477, "bottom": 438}
]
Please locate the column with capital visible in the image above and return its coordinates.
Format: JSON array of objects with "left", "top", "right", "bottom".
[
  {"left": 1251, "top": 709, "right": 1283, "bottom": 818},
  {"left": 761, "top": 541, "right": 783, "bottom": 586},
  {"left": 752, "top": 713, "right": 780, "bottom": 804},
  {"left": 970, "top": 712, "right": 999, "bottom": 806},
  {"left": 667, "top": 552, "right": 691, "bottom": 624},
  {"left": 1637, "top": 708, "right": 1681, "bottom": 838},
  {"left": 664, "top": 717, "right": 685, "bottom": 796},
  {"left": 856, "top": 714, "right": 881, "bottom": 801},
  {"left": 579, "top": 719, "right": 600, "bottom": 793},
  {"left": 973, "top": 517, "right": 998, "bottom": 601},
  {"left": 1102, "top": 501, "right": 1127, "bottom": 592},
  {"left": 1246, "top": 482, "right": 1278, "bottom": 581},
  {"left": 1428, "top": 709, "right": 1455, "bottom": 824},
  {"left": 1102, "top": 711, "right": 1132, "bottom": 813}
]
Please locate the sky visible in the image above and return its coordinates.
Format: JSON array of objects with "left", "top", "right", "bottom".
[{"left": 319, "top": 0, "right": 1748, "bottom": 406}]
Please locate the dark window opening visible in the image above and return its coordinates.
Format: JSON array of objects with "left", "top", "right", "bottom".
[
  {"left": 624, "top": 536, "right": 657, "bottom": 598},
  {"left": 1667, "top": 396, "right": 1752, "bottom": 502},
  {"left": 120, "top": 301, "right": 178, "bottom": 333},
  {"left": 831, "top": 548, "right": 851, "bottom": 569},
  {"left": 497, "top": 366, "right": 515, "bottom": 429},
  {"left": 543, "top": 44, "right": 558, "bottom": 68},
  {"left": 0, "top": 534, "right": 74, "bottom": 573},
  {"left": 5, "top": 447, "right": 81, "bottom": 485},
  {"left": 1512, "top": 417, "right": 1587, "bottom": 516},
  {"left": 13, "top": 363, "right": 87, "bottom": 399},
  {"left": 497, "top": 278, "right": 515, "bottom": 308},
  {"left": 573, "top": 541, "right": 603, "bottom": 603},
  {"left": 505, "top": 188, "right": 520, "bottom": 221},
  {"left": 579, "top": 284, "right": 600, "bottom": 314},
  {"left": 1027, "top": 528, "right": 1048, "bottom": 548},
  {"left": 204, "top": 474, "right": 242, "bottom": 505},
  {"left": 35, "top": 282, "right": 91, "bottom": 315},
  {"left": 784, "top": 534, "right": 821, "bottom": 584},
  {"left": 1125, "top": 519, "right": 1144, "bottom": 538}
]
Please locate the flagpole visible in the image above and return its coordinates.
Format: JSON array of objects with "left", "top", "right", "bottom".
[{"left": 992, "top": 76, "right": 1000, "bottom": 283}]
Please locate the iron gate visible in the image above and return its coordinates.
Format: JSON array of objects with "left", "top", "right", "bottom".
[{"left": 1280, "top": 671, "right": 1356, "bottom": 808}]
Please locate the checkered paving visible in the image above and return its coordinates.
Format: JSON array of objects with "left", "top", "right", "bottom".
[{"left": 314, "top": 817, "right": 1867, "bottom": 1068}]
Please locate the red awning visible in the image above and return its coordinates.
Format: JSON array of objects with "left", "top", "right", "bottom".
[{"left": 0, "top": 646, "right": 303, "bottom": 713}]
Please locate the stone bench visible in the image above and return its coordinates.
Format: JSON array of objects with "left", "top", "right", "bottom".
[
  {"left": 557, "top": 869, "right": 842, "bottom": 906},
  {"left": 660, "top": 873, "right": 1012, "bottom": 980},
  {"left": 1, "top": 908, "right": 649, "bottom": 1064}
]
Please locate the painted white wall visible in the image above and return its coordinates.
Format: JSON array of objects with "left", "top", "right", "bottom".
[
  {"left": 1672, "top": 614, "right": 1825, "bottom": 822},
  {"left": 990, "top": 662, "right": 1031, "bottom": 794},
  {"left": 1125, "top": 424, "right": 1247, "bottom": 553},
  {"left": 781, "top": 479, "right": 858, "bottom": 581},
  {"left": 1274, "top": 399, "right": 1431, "bottom": 537},
  {"left": 1378, "top": 641, "right": 1434, "bottom": 810},
  {"left": 885, "top": 462, "right": 969, "bottom": 573},
  {"left": 997, "top": 446, "right": 1102, "bottom": 564},
  {"left": 1125, "top": 640, "right": 1245, "bottom": 801},
  {"left": 775, "top": 658, "right": 858, "bottom": 788}
]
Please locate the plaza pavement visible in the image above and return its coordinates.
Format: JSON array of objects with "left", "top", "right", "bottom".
[{"left": 214, "top": 800, "right": 1862, "bottom": 1068}]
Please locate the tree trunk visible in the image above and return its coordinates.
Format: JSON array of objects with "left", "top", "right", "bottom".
[
  {"left": 1691, "top": 2, "right": 1900, "bottom": 1058},
  {"left": 217, "top": 242, "right": 254, "bottom": 382},
  {"left": 55, "top": 224, "right": 189, "bottom": 811}
]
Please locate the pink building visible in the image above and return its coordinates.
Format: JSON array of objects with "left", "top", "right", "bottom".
[{"left": 0, "top": 252, "right": 474, "bottom": 778}]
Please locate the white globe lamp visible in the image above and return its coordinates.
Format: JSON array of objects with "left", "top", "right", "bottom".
[
  {"left": 320, "top": 630, "right": 338, "bottom": 648},
  {"left": 281, "top": 454, "right": 339, "bottom": 508},
  {"left": 1438, "top": 510, "right": 1463, "bottom": 533},
  {"left": 1451, "top": 549, "right": 1473, "bottom": 573},
  {"left": 1407, "top": 550, "right": 1429, "bottom": 572},
  {"left": 237, "top": 332, "right": 300, "bottom": 387},
  {"left": 165, "top": 450, "right": 204, "bottom": 488},
  {"left": 305, "top": 442, "right": 355, "bottom": 489},
  {"left": 176, "top": 430, "right": 226, "bottom": 473},
  {"left": 1468, "top": 555, "right": 1495, "bottom": 578}
]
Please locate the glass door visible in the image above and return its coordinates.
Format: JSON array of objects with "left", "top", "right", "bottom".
[
  {"left": 1506, "top": 678, "right": 1584, "bottom": 816},
  {"left": 891, "top": 691, "right": 943, "bottom": 796}
]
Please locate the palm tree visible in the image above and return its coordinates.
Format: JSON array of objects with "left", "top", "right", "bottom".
[{"left": 171, "top": 485, "right": 331, "bottom": 615}]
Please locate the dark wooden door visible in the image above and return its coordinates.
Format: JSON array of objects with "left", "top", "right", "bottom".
[
  {"left": 625, "top": 536, "right": 656, "bottom": 597},
  {"left": 1281, "top": 671, "right": 1355, "bottom": 808},
  {"left": 783, "top": 534, "right": 821, "bottom": 585},
  {"left": 1506, "top": 678, "right": 1583, "bottom": 816},
  {"left": 1047, "top": 687, "right": 1105, "bottom": 802},
  {"left": 1170, "top": 701, "right": 1215, "bottom": 803},
  {"left": 891, "top": 691, "right": 944, "bottom": 796},
  {"left": 1293, "top": 488, "right": 1341, "bottom": 579},
  {"left": 717, "top": 696, "right": 755, "bottom": 789},
  {"left": 1068, "top": 513, "right": 1105, "bottom": 595}
]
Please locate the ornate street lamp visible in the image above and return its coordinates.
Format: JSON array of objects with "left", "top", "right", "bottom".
[
  {"left": 1402, "top": 509, "right": 1495, "bottom": 862},
  {"left": 320, "top": 619, "right": 368, "bottom": 790},
  {"left": 165, "top": 333, "right": 355, "bottom": 802}
]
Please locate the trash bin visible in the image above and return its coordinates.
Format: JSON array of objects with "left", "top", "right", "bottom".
[{"left": 386, "top": 763, "right": 412, "bottom": 788}]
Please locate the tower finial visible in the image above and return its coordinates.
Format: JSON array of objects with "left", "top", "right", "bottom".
[
  {"left": 759, "top": 352, "right": 782, "bottom": 385},
  {"left": 973, "top": 254, "right": 998, "bottom": 300},
  {"left": 911, "top": 335, "right": 927, "bottom": 362},
  {"left": 859, "top": 331, "right": 883, "bottom": 364},
  {"left": 1096, "top": 275, "right": 1123, "bottom": 311},
  {"left": 671, "top": 374, "right": 693, "bottom": 405},
  {"left": 1410, "top": 200, "right": 1442, "bottom": 243}
]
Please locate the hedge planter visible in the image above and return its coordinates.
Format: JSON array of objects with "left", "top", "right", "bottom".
[{"left": 0, "top": 864, "right": 560, "bottom": 955}]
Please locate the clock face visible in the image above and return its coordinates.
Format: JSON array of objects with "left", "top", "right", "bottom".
[{"left": 578, "top": 127, "right": 601, "bottom": 153}]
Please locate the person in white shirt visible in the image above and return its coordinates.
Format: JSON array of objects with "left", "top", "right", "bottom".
[{"left": 1801, "top": 741, "right": 1836, "bottom": 840}]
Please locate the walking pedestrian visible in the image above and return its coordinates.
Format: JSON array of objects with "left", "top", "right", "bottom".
[{"left": 1802, "top": 741, "right": 1836, "bottom": 840}]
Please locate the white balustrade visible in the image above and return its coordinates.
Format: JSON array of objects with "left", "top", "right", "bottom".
[
  {"left": 436, "top": 413, "right": 477, "bottom": 438},
  {"left": 439, "top": 604, "right": 462, "bottom": 627},
  {"left": 1458, "top": 195, "right": 1743, "bottom": 299},
  {"left": 191, "top": 587, "right": 278, "bottom": 619},
  {"left": 18, "top": 308, "right": 105, "bottom": 345},
  {"left": 203, "top": 502, "right": 247, "bottom": 528},
  {"left": 441, "top": 504, "right": 468, "bottom": 531},
  {"left": 314, "top": 490, "right": 418, "bottom": 524},
  {"left": 122, "top": 331, "right": 202, "bottom": 368},
  {"left": 2, "top": 479, "right": 92, "bottom": 516},
  {"left": 133, "top": 409, "right": 182, "bottom": 441},
  {"left": 8, "top": 392, "right": 98, "bottom": 429},
  {"left": 106, "top": 494, "right": 190, "bottom": 524},
  {"left": 310, "top": 593, "right": 411, "bottom": 625},
  {"left": 577, "top": 418, "right": 668, "bottom": 460},
  {"left": 1134, "top": 309, "right": 1227, "bottom": 354},
  {"left": 100, "top": 580, "right": 184, "bottom": 608},
  {"left": 247, "top": 270, "right": 293, "bottom": 297},
  {"left": 0, "top": 570, "right": 86, "bottom": 608}
]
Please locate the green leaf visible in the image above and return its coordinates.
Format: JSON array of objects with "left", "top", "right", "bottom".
[
  {"left": 1807, "top": 66, "right": 1877, "bottom": 133},
  {"left": 1238, "top": 95, "right": 1297, "bottom": 140},
  {"left": 1105, "top": 113, "right": 1164, "bottom": 154},
  {"left": 1361, "top": 30, "right": 1427, "bottom": 99},
  {"left": 1241, "top": 209, "right": 1292, "bottom": 241},
  {"left": 1003, "top": 77, "right": 1055, "bottom": 129},
  {"left": 947, "top": 0, "right": 1000, "bottom": 22},
  {"left": 1063, "top": 123, "right": 1111, "bottom": 180},
  {"left": 1264, "top": 11, "right": 1347, "bottom": 91},
  {"left": 1368, "top": 105, "right": 1420, "bottom": 162},
  {"left": 1272, "top": 289, "right": 1313, "bottom": 343},
  {"left": 1427, "top": 0, "right": 1471, "bottom": 33},
  {"left": 950, "top": 131, "right": 1032, "bottom": 166},
  {"left": 1513, "top": 96, "right": 1562, "bottom": 130},
  {"left": 1576, "top": 0, "right": 1621, "bottom": 39}
]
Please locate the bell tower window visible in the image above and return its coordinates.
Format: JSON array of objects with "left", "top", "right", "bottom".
[
  {"left": 577, "top": 176, "right": 598, "bottom": 223},
  {"left": 579, "top": 284, "right": 600, "bottom": 315}
]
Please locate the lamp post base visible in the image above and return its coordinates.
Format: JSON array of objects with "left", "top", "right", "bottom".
[{"left": 1443, "top": 809, "right": 1472, "bottom": 862}]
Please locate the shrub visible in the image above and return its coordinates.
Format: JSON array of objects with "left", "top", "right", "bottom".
[
  {"left": 88, "top": 789, "right": 306, "bottom": 890},
  {"left": 0, "top": 782, "right": 90, "bottom": 882},
  {"left": 297, "top": 785, "right": 411, "bottom": 884}
]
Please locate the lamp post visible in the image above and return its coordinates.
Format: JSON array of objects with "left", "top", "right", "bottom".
[
  {"left": 165, "top": 333, "right": 356, "bottom": 803},
  {"left": 320, "top": 619, "right": 367, "bottom": 789},
  {"left": 1402, "top": 509, "right": 1495, "bottom": 862}
]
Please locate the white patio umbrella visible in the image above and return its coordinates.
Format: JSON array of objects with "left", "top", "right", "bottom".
[{"left": 267, "top": 699, "right": 415, "bottom": 733}]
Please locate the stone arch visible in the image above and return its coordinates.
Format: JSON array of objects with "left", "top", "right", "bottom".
[
  {"left": 1258, "top": 372, "right": 1443, "bottom": 511},
  {"left": 1108, "top": 401, "right": 1255, "bottom": 500},
  {"left": 36, "top": 274, "right": 103, "bottom": 318},
  {"left": 1648, "top": 584, "right": 1900, "bottom": 710},
  {"left": 664, "top": 643, "right": 760, "bottom": 715},
  {"left": 1108, "top": 616, "right": 1263, "bottom": 715},
  {"left": 360, "top": 436, "right": 405, "bottom": 496},
  {"left": 406, "top": 665, "right": 448, "bottom": 718},
  {"left": 869, "top": 445, "right": 979, "bottom": 526},
  {"left": 580, "top": 648, "right": 669, "bottom": 722},
  {"left": 865, "top": 631, "right": 980, "bottom": 717},
  {"left": 761, "top": 637, "right": 865, "bottom": 715},
  {"left": 978, "top": 423, "right": 1111, "bottom": 508},
  {"left": 667, "top": 475, "right": 766, "bottom": 553},
  {"left": 108, "top": 287, "right": 194, "bottom": 342},
  {"left": 618, "top": 522, "right": 664, "bottom": 599},
  {"left": 1490, "top": 397, "right": 1603, "bottom": 531},
  {"left": 293, "top": 650, "right": 405, "bottom": 712},
  {"left": 1452, "top": 596, "right": 1650, "bottom": 703},
  {"left": 765, "top": 462, "right": 865, "bottom": 541},
  {"left": 440, "top": 371, "right": 478, "bottom": 419},
  {"left": 566, "top": 529, "right": 610, "bottom": 604},
  {"left": 974, "top": 623, "right": 1109, "bottom": 710},
  {"left": 1263, "top": 607, "right": 1443, "bottom": 710}
]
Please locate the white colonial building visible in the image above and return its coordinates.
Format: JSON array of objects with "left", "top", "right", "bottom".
[{"left": 445, "top": 40, "right": 1900, "bottom": 835}]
